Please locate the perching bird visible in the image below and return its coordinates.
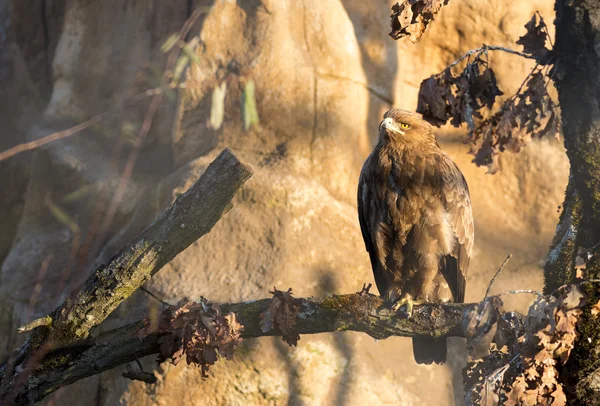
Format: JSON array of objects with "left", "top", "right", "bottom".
[{"left": 357, "top": 109, "right": 474, "bottom": 364}]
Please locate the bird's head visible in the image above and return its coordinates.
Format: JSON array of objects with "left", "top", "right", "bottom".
[{"left": 378, "top": 109, "right": 435, "bottom": 145}]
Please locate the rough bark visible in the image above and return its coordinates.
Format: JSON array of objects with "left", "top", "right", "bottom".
[
  {"left": 45, "top": 148, "right": 253, "bottom": 344},
  {"left": 546, "top": 1, "right": 600, "bottom": 403},
  {"left": 1, "top": 293, "right": 478, "bottom": 405}
]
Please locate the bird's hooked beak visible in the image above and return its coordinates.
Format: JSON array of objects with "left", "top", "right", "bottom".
[{"left": 380, "top": 117, "right": 405, "bottom": 135}]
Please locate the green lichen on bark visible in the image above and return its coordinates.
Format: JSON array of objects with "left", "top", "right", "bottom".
[
  {"left": 544, "top": 182, "right": 581, "bottom": 294},
  {"left": 561, "top": 277, "right": 600, "bottom": 404},
  {"left": 548, "top": 0, "right": 600, "bottom": 401},
  {"left": 38, "top": 149, "right": 253, "bottom": 346}
]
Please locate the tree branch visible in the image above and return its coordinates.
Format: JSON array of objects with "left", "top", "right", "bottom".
[
  {"left": 0, "top": 148, "right": 254, "bottom": 404},
  {"left": 43, "top": 148, "right": 253, "bottom": 344},
  {"left": 2, "top": 293, "right": 478, "bottom": 405}
]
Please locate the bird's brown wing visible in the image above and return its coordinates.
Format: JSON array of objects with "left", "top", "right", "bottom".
[
  {"left": 357, "top": 157, "right": 389, "bottom": 296},
  {"left": 440, "top": 157, "right": 474, "bottom": 303}
]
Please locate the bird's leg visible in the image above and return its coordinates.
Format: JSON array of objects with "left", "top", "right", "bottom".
[{"left": 391, "top": 293, "right": 423, "bottom": 318}]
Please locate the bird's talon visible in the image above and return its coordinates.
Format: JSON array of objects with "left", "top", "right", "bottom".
[{"left": 392, "top": 295, "right": 415, "bottom": 317}]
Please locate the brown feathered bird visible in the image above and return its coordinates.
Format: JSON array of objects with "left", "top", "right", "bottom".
[{"left": 357, "top": 109, "right": 474, "bottom": 364}]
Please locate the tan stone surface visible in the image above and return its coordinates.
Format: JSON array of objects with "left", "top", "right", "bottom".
[{"left": 0, "top": 0, "right": 564, "bottom": 405}]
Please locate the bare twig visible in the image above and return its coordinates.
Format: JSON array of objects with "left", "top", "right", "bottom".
[
  {"left": 140, "top": 286, "right": 171, "bottom": 307},
  {"left": 497, "top": 289, "right": 544, "bottom": 298},
  {"left": 16, "top": 316, "right": 52, "bottom": 333},
  {"left": 484, "top": 254, "right": 513, "bottom": 298},
  {"left": 0, "top": 88, "right": 163, "bottom": 163},
  {"left": 358, "top": 282, "right": 372, "bottom": 295},
  {"left": 446, "top": 45, "right": 537, "bottom": 71},
  {"left": 122, "top": 371, "right": 157, "bottom": 384},
  {"left": 552, "top": 279, "right": 600, "bottom": 295},
  {"left": 122, "top": 361, "right": 156, "bottom": 384}
]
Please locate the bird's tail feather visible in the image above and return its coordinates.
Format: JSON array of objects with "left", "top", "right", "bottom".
[{"left": 412, "top": 336, "right": 447, "bottom": 365}]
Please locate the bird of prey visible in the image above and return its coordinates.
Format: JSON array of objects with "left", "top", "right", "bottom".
[{"left": 357, "top": 109, "right": 474, "bottom": 364}]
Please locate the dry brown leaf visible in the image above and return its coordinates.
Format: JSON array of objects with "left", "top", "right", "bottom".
[
  {"left": 418, "top": 60, "right": 503, "bottom": 131},
  {"left": 417, "top": 74, "right": 452, "bottom": 126},
  {"left": 260, "top": 287, "right": 301, "bottom": 346},
  {"left": 480, "top": 363, "right": 510, "bottom": 406},
  {"left": 389, "top": 0, "right": 450, "bottom": 42},
  {"left": 476, "top": 285, "right": 585, "bottom": 405},
  {"left": 414, "top": 12, "right": 557, "bottom": 173},
  {"left": 591, "top": 300, "right": 600, "bottom": 319},
  {"left": 561, "top": 285, "right": 585, "bottom": 310},
  {"left": 516, "top": 14, "right": 550, "bottom": 57},
  {"left": 505, "top": 375, "right": 528, "bottom": 406},
  {"left": 138, "top": 297, "right": 243, "bottom": 378},
  {"left": 551, "top": 385, "right": 567, "bottom": 406}
]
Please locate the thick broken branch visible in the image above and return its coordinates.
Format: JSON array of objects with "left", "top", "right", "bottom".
[
  {"left": 0, "top": 148, "right": 253, "bottom": 404},
  {"left": 2, "top": 293, "right": 477, "bottom": 404},
  {"left": 44, "top": 148, "right": 253, "bottom": 344}
]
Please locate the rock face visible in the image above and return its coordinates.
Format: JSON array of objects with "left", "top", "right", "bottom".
[{"left": 0, "top": 0, "right": 565, "bottom": 405}]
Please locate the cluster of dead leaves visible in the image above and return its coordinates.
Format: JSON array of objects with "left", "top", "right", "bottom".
[
  {"left": 417, "top": 56, "right": 503, "bottom": 130},
  {"left": 468, "top": 71, "right": 558, "bottom": 173},
  {"left": 259, "top": 287, "right": 301, "bottom": 346},
  {"left": 416, "top": 13, "right": 558, "bottom": 173},
  {"left": 138, "top": 298, "right": 243, "bottom": 378},
  {"left": 464, "top": 286, "right": 586, "bottom": 406},
  {"left": 389, "top": 0, "right": 450, "bottom": 42},
  {"left": 504, "top": 286, "right": 584, "bottom": 405}
]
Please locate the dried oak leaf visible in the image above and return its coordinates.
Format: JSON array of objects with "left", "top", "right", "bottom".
[
  {"left": 467, "top": 62, "right": 504, "bottom": 112},
  {"left": 516, "top": 14, "right": 549, "bottom": 58},
  {"left": 417, "top": 74, "right": 451, "bottom": 126},
  {"left": 561, "top": 284, "right": 585, "bottom": 310},
  {"left": 138, "top": 297, "right": 243, "bottom": 378},
  {"left": 389, "top": 0, "right": 450, "bottom": 43},
  {"left": 591, "top": 300, "right": 600, "bottom": 319},
  {"left": 479, "top": 363, "right": 510, "bottom": 406},
  {"left": 260, "top": 287, "right": 301, "bottom": 346},
  {"left": 551, "top": 386, "right": 567, "bottom": 405},
  {"left": 504, "top": 375, "right": 530, "bottom": 406},
  {"left": 516, "top": 72, "right": 550, "bottom": 135},
  {"left": 468, "top": 69, "right": 557, "bottom": 173},
  {"left": 463, "top": 348, "right": 513, "bottom": 406}
]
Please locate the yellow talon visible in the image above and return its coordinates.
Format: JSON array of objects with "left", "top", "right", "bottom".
[{"left": 392, "top": 294, "right": 422, "bottom": 317}]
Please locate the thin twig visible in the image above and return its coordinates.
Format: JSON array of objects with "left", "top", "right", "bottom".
[
  {"left": 497, "top": 289, "right": 543, "bottom": 298},
  {"left": 16, "top": 316, "right": 52, "bottom": 333},
  {"left": 122, "top": 371, "right": 157, "bottom": 384},
  {"left": 511, "top": 63, "right": 540, "bottom": 102},
  {"left": 140, "top": 286, "right": 171, "bottom": 307},
  {"left": 446, "top": 45, "right": 537, "bottom": 71},
  {"left": 484, "top": 254, "right": 513, "bottom": 298},
  {"left": 553, "top": 279, "right": 600, "bottom": 295},
  {"left": 0, "top": 88, "right": 163, "bottom": 163},
  {"left": 134, "top": 359, "right": 144, "bottom": 371}
]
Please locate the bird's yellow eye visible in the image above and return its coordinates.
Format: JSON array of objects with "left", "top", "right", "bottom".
[{"left": 400, "top": 123, "right": 410, "bottom": 129}]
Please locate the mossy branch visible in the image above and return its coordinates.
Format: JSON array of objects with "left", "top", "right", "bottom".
[
  {"left": 0, "top": 148, "right": 253, "bottom": 404},
  {"left": 1, "top": 293, "right": 479, "bottom": 405},
  {"left": 43, "top": 148, "right": 253, "bottom": 344}
]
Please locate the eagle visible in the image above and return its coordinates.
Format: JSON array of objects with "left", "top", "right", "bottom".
[{"left": 357, "top": 109, "right": 474, "bottom": 364}]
